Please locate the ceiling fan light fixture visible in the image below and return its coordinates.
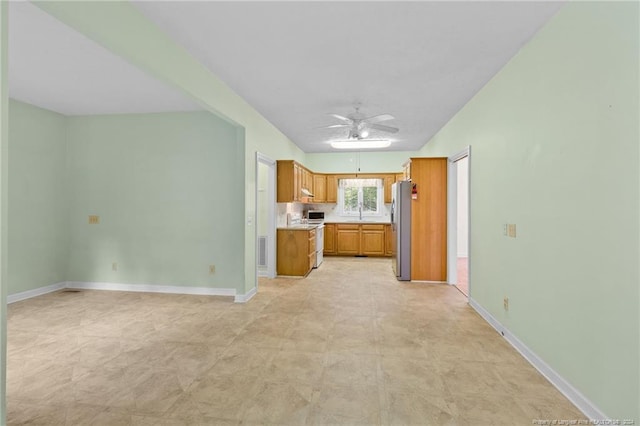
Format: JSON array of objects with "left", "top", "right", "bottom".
[{"left": 330, "top": 139, "right": 391, "bottom": 150}]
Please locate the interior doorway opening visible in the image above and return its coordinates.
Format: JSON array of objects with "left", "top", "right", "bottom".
[
  {"left": 447, "top": 148, "right": 470, "bottom": 297},
  {"left": 255, "top": 153, "right": 276, "bottom": 281},
  {"left": 455, "top": 156, "right": 469, "bottom": 296}
]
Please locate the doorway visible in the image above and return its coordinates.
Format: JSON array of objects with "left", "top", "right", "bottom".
[
  {"left": 447, "top": 148, "right": 470, "bottom": 297},
  {"left": 256, "top": 153, "right": 276, "bottom": 280}
]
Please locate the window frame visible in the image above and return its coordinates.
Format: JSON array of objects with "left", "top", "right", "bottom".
[{"left": 337, "top": 178, "right": 384, "bottom": 217}]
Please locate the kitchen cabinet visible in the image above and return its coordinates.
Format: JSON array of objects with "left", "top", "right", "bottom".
[
  {"left": 326, "top": 175, "right": 338, "bottom": 203},
  {"left": 407, "top": 157, "right": 448, "bottom": 281},
  {"left": 385, "top": 224, "right": 393, "bottom": 256},
  {"left": 303, "top": 169, "right": 313, "bottom": 196},
  {"left": 395, "top": 173, "right": 404, "bottom": 183},
  {"left": 336, "top": 224, "right": 360, "bottom": 255},
  {"left": 332, "top": 223, "right": 389, "bottom": 257},
  {"left": 361, "top": 224, "right": 385, "bottom": 256},
  {"left": 323, "top": 223, "right": 336, "bottom": 254},
  {"left": 277, "top": 228, "right": 316, "bottom": 276},
  {"left": 277, "top": 160, "right": 314, "bottom": 203},
  {"left": 384, "top": 174, "right": 395, "bottom": 203},
  {"left": 313, "top": 174, "right": 326, "bottom": 203},
  {"left": 402, "top": 161, "right": 411, "bottom": 181}
]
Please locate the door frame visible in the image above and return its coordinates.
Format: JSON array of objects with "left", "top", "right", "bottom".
[
  {"left": 447, "top": 146, "right": 471, "bottom": 295},
  {"left": 255, "top": 152, "right": 276, "bottom": 280}
]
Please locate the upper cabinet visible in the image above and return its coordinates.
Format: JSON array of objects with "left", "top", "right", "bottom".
[
  {"left": 277, "top": 160, "right": 315, "bottom": 203},
  {"left": 277, "top": 160, "right": 401, "bottom": 204},
  {"left": 313, "top": 174, "right": 326, "bottom": 203},
  {"left": 326, "top": 175, "right": 338, "bottom": 203},
  {"left": 383, "top": 174, "right": 395, "bottom": 203}
]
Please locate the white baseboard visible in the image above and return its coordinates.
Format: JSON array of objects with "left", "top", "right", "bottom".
[
  {"left": 7, "top": 282, "right": 67, "bottom": 304},
  {"left": 66, "top": 281, "right": 236, "bottom": 297},
  {"left": 235, "top": 286, "right": 257, "bottom": 303},
  {"left": 8, "top": 280, "right": 257, "bottom": 304},
  {"left": 468, "top": 298, "right": 608, "bottom": 420}
]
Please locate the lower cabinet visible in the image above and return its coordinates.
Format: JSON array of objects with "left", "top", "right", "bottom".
[
  {"left": 361, "top": 225, "right": 385, "bottom": 256},
  {"left": 323, "top": 223, "right": 336, "bottom": 254},
  {"left": 277, "top": 228, "right": 316, "bottom": 276},
  {"left": 385, "top": 224, "right": 393, "bottom": 256},
  {"left": 329, "top": 223, "right": 389, "bottom": 257},
  {"left": 336, "top": 224, "right": 360, "bottom": 255}
]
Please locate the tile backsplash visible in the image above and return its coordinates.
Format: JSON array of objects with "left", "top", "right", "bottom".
[{"left": 277, "top": 202, "right": 391, "bottom": 224}]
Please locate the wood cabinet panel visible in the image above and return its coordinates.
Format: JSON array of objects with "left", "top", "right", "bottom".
[
  {"left": 313, "top": 174, "right": 326, "bottom": 203},
  {"left": 331, "top": 223, "right": 390, "bottom": 257},
  {"left": 384, "top": 175, "right": 395, "bottom": 203},
  {"left": 409, "top": 157, "right": 448, "bottom": 281},
  {"left": 326, "top": 175, "right": 338, "bottom": 203},
  {"left": 277, "top": 228, "right": 316, "bottom": 276},
  {"left": 323, "top": 224, "right": 336, "bottom": 254},
  {"left": 385, "top": 224, "right": 393, "bottom": 256},
  {"left": 336, "top": 225, "right": 360, "bottom": 255},
  {"left": 361, "top": 226, "right": 385, "bottom": 256}
]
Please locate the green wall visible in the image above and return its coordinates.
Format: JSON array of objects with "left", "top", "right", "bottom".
[
  {"left": 34, "top": 1, "right": 306, "bottom": 295},
  {"left": 418, "top": 1, "right": 639, "bottom": 419},
  {"left": 306, "top": 151, "right": 417, "bottom": 174},
  {"left": 0, "top": 1, "right": 7, "bottom": 421},
  {"left": 65, "top": 111, "right": 243, "bottom": 289},
  {"left": 8, "top": 100, "right": 69, "bottom": 294}
]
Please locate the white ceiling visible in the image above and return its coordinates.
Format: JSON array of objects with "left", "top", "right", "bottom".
[
  {"left": 132, "top": 1, "right": 565, "bottom": 153},
  {"left": 8, "top": 1, "right": 564, "bottom": 152},
  {"left": 8, "top": 1, "right": 201, "bottom": 116}
]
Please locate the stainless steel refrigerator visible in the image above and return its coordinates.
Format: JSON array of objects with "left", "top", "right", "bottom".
[{"left": 391, "top": 181, "right": 411, "bottom": 280}]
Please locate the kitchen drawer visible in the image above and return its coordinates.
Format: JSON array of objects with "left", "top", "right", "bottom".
[
  {"left": 336, "top": 224, "right": 359, "bottom": 230},
  {"left": 361, "top": 224, "right": 385, "bottom": 231}
]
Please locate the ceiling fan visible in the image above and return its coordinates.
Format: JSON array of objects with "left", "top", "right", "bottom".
[{"left": 320, "top": 107, "right": 399, "bottom": 139}]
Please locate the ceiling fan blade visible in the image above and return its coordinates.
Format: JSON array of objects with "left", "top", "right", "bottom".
[
  {"left": 328, "top": 113, "right": 352, "bottom": 122},
  {"left": 363, "top": 114, "right": 395, "bottom": 124},
  {"left": 368, "top": 123, "right": 399, "bottom": 133},
  {"left": 318, "top": 124, "right": 350, "bottom": 129}
]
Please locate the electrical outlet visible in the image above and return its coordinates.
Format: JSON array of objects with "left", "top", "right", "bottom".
[
  {"left": 88, "top": 215, "right": 100, "bottom": 225},
  {"left": 508, "top": 223, "right": 517, "bottom": 238},
  {"left": 209, "top": 265, "right": 216, "bottom": 274},
  {"left": 503, "top": 296, "right": 509, "bottom": 311},
  {"left": 112, "top": 262, "right": 117, "bottom": 271}
]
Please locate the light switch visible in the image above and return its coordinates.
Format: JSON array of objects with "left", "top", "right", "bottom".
[{"left": 88, "top": 215, "right": 99, "bottom": 225}]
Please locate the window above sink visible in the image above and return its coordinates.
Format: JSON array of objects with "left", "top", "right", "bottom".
[{"left": 337, "top": 178, "right": 384, "bottom": 218}]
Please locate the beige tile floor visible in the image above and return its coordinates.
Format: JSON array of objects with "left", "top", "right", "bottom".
[{"left": 7, "top": 257, "right": 585, "bottom": 425}]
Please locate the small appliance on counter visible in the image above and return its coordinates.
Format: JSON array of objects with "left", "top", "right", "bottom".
[{"left": 306, "top": 210, "right": 325, "bottom": 224}]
